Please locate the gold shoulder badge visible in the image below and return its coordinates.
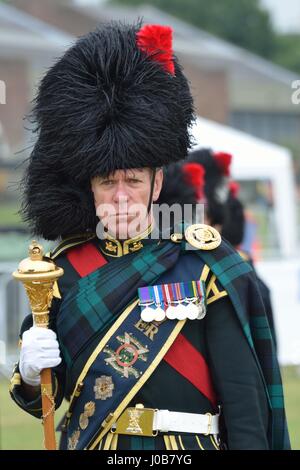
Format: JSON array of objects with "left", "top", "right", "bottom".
[{"left": 185, "top": 224, "right": 221, "bottom": 251}]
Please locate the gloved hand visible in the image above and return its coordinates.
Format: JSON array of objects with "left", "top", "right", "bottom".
[{"left": 19, "top": 326, "right": 62, "bottom": 387}]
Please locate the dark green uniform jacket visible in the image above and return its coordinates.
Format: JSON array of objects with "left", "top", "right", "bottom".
[
  {"left": 10, "top": 228, "right": 289, "bottom": 450},
  {"left": 238, "top": 250, "right": 277, "bottom": 351}
]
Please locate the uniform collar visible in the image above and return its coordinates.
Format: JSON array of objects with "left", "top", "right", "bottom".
[{"left": 99, "top": 224, "right": 156, "bottom": 257}]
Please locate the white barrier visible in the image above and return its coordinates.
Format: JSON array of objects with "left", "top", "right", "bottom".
[{"left": 0, "top": 262, "right": 29, "bottom": 375}]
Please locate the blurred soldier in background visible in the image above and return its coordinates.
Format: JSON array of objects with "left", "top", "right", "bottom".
[
  {"left": 189, "top": 148, "right": 277, "bottom": 349},
  {"left": 223, "top": 181, "right": 277, "bottom": 350},
  {"left": 159, "top": 149, "right": 277, "bottom": 349}
]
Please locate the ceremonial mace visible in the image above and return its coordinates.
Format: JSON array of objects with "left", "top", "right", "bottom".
[{"left": 13, "top": 241, "right": 64, "bottom": 450}]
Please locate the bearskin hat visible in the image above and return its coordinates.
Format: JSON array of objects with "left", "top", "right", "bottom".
[
  {"left": 157, "top": 161, "right": 205, "bottom": 227},
  {"left": 157, "top": 162, "right": 199, "bottom": 207},
  {"left": 21, "top": 21, "right": 194, "bottom": 240},
  {"left": 187, "top": 148, "right": 232, "bottom": 226}
]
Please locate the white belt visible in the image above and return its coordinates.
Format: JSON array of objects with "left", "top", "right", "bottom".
[
  {"left": 113, "top": 406, "right": 219, "bottom": 436},
  {"left": 153, "top": 410, "right": 219, "bottom": 435}
]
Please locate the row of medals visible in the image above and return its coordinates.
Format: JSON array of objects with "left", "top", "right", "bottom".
[{"left": 140, "top": 299, "right": 206, "bottom": 323}]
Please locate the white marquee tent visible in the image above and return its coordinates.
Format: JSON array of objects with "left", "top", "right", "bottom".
[{"left": 191, "top": 117, "right": 297, "bottom": 257}]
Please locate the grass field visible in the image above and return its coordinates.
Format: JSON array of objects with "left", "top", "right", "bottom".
[
  {"left": 0, "top": 366, "right": 299, "bottom": 450},
  {"left": 0, "top": 203, "right": 22, "bottom": 227},
  {"left": 0, "top": 377, "right": 68, "bottom": 450},
  {"left": 281, "top": 366, "right": 300, "bottom": 449}
]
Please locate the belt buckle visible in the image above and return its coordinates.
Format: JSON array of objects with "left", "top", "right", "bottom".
[
  {"left": 204, "top": 412, "right": 212, "bottom": 436},
  {"left": 113, "top": 404, "right": 157, "bottom": 437}
]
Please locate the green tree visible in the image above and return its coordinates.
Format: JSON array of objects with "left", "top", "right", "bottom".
[
  {"left": 273, "top": 34, "right": 300, "bottom": 75},
  {"left": 112, "top": 0, "right": 276, "bottom": 58}
]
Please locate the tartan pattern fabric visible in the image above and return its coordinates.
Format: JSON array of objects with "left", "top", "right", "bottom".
[
  {"left": 198, "top": 239, "right": 290, "bottom": 450},
  {"left": 57, "top": 241, "right": 181, "bottom": 364},
  {"left": 57, "top": 237, "right": 290, "bottom": 450}
]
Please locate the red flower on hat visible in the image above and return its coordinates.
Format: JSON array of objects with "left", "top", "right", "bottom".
[
  {"left": 182, "top": 162, "right": 206, "bottom": 200},
  {"left": 136, "top": 24, "right": 175, "bottom": 75},
  {"left": 213, "top": 152, "right": 232, "bottom": 177}
]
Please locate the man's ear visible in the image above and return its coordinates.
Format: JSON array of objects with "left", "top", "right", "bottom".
[
  {"left": 90, "top": 178, "right": 96, "bottom": 201},
  {"left": 152, "top": 168, "right": 164, "bottom": 202}
]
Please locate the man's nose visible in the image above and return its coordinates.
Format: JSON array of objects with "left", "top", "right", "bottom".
[{"left": 113, "top": 182, "right": 129, "bottom": 204}]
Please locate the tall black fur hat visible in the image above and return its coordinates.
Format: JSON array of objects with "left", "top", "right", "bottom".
[
  {"left": 21, "top": 22, "right": 194, "bottom": 240},
  {"left": 187, "top": 148, "right": 232, "bottom": 226}
]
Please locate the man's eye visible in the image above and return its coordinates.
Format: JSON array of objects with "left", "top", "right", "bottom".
[
  {"left": 101, "top": 180, "right": 114, "bottom": 185},
  {"left": 128, "top": 178, "right": 141, "bottom": 184}
]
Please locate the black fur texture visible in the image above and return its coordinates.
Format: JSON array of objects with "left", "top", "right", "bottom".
[
  {"left": 158, "top": 162, "right": 197, "bottom": 207},
  {"left": 21, "top": 21, "right": 194, "bottom": 240}
]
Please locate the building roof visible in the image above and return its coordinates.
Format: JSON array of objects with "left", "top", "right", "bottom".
[
  {"left": 71, "top": 2, "right": 298, "bottom": 86},
  {"left": 0, "top": 3, "right": 73, "bottom": 58},
  {"left": 2, "top": 1, "right": 297, "bottom": 84}
]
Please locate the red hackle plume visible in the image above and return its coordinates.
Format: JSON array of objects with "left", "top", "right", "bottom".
[
  {"left": 136, "top": 24, "right": 175, "bottom": 75},
  {"left": 213, "top": 152, "right": 232, "bottom": 177},
  {"left": 228, "top": 181, "right": 240, "bottom": 198},
  {"left": 183, "top": 162, "right": 206, "bottom": 201}
]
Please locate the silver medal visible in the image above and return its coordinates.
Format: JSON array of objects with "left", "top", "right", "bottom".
[
  {"left": 176, "top": 303, "right": 187, "bottom": 320},
  {"left": 166, "top": 305, "right": 177, "bottom": 319},
  {"left": 154, "top": 306, "right": 166, "bottom": 321},
  {"left": 197, "top": 302, "right": 206, "bottom": 320},
  {"left": 186, "top": 302, "right": 199, "bottom": 320},
  {"left": 141, "top": 306, "right": 156, "bottom": 323}
]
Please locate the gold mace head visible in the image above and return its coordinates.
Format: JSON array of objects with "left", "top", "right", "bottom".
[{"left": 12, "top": 240, "right": 64, "bottom": 328}]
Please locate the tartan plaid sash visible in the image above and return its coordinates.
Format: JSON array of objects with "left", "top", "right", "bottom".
[
  {"left": 198, "top": 238, "right": 290, "bottom": 450},
  {"left": 57, "top": 236, "right": 290, "bottom": 450},
  {"left": 57, "top": 240, "right": 181, "bottom": 366},
  {"left": 66, "top": 300, "right": 187, "bottom": 450}
]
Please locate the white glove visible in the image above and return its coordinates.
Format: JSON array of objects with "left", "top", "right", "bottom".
[{"left": 19, "top": 326, "right": 62, "bottom": 387}]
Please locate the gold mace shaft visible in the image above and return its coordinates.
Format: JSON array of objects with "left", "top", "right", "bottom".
[{"left": 13, "top": 240, "right": 64, "bottom": 450}]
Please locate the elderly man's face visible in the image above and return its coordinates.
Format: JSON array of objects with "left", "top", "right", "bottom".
[{"left": 91, "top": 168, "right": 163, "bottom": 239}]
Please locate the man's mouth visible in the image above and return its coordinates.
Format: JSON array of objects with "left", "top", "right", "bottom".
[{"left": 115, "top": 213, "right": 136, "bottom": 218}]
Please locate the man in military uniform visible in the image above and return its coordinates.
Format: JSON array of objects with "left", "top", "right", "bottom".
[{"left": 10, "top": 22, "right": 289, "bottom": 450}]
